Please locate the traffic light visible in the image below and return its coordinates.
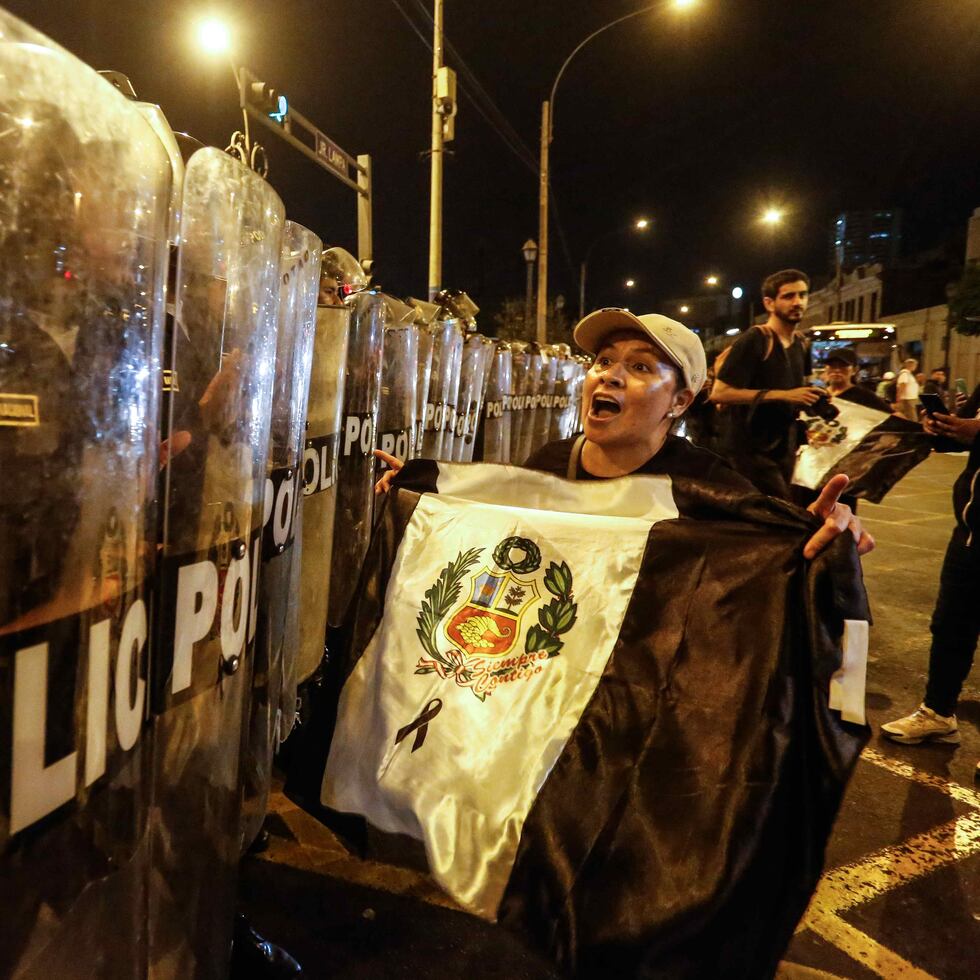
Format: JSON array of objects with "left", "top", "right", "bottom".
[{"left": 248, "top": 80, "right": 288, "bottom": 125}]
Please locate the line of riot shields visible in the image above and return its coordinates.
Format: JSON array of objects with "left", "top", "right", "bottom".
[
  {"left": 0, "top": 9, "right": 589, "bottom": 979},
  {"left": 0, "top": 12, "right": 327, "bottom": 978}
]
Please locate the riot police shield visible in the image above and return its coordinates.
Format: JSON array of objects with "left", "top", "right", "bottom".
[
  {"left": 327, "top": 289, "right": 384, "bottom": 626},
  {"left": 149, "top": 147, "right": 283, "bottom": 979},
  {"left": 549, "top": 344, "right": 573, "bottom": 442},
  {"left": 295, "top": 298, "right": 350, "bottom": 685},
  {"left": 452, "top": 333, "right": 494, "bottom": 462},
  {"left": 569, "top": 356, "right": 590, "bottom": 437},
  {"left": 407, "top": 297, "right": 438, "bottom": 460},
  {"left": 507, "top": 341, "right": 529, "bottom": 463},
  {"left": 241, "top": 222, "right": 321, "bottom": 853},
  {"left": 0, "top": 12, "right": 171, "bottom": 978},
  {"left": 527, "top": 344, "right": 559, "bottom": 457},
  {"left": 509, "top": 342, "right": 543, "bottom": 464},
  {"left": 478, "top": 342, "right": 513, "bottom": 462},
  {"left": 438, "top": 319, "right": 466, "bottom": 461},
  {"left": 378, "top": 297, "right": 419, "bottom": 471},
  {"left": 420, "top": 318, "right": 464, "bottom": 460},
  {"left": 413, "top": 317, "right": 434, "bottom": 458}
]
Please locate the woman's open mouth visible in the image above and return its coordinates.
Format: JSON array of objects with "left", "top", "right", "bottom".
[{"left": 588, "top": 394, "right": 622, "bottom": 420}]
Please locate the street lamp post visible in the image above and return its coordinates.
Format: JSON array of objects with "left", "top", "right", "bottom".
[
  {"left": 537, "top": 2, "right": 696, "bottom": 342},
  {"left": 522, "top": 239, "right": 538, "bottom": 333}
]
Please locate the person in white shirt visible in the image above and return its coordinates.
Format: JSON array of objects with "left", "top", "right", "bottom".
[{"left": 896, "top": 358, "right": 920, "bottom": 421}]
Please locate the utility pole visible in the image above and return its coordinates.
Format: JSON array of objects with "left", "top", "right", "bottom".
[
  {"left": 536, "top": 100, "right": 550, "bottom": 344},
  {"left": 428, "top": 0, "right": 445, "bottom": 301}
]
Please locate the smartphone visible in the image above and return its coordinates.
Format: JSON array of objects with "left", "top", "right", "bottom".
[{"left": 918, "top": 392, "right": 947, "bottom": 418}]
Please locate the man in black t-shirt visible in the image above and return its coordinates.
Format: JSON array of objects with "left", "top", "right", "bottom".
[{"left": 711, "top": 269, "right": 824, "bottom": 499}]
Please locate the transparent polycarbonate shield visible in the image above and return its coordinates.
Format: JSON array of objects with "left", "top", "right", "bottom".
[
  {"left": 0, "top": 13, "right": 171, "bottom": 979},
  {"left": 527, "top": 344, "right": 559, "bottom": 457},
  {"left": 507, "top": 342, "right": 537, "bottom": 464},
  {"left": 440, "top": 319, "right": 466, "bottom": 460},
  {"left": 568, "top": 356, "right": 590, "bottom": 437},
  {"left": 516, "top": 343, "right": 544, "bottom": 464},
  {"left": 149, "top": 147, "right": 283, "bottom": 980},
  {"left": 452, "top": 334, "right": 494, "bottom": 462},
  {"left": 136, "top": 102, "right": 184, "bottom": 246},
  {"left": 296, "top": 304, "right": 349, "bottom": 683},
  {"left": 420, "top": 318, "right": 463, "bottom": 460},
  {"left": 479, "top": 342, "right": 513, "bottom": 462},
  {"left": 241, "top": 221, "right": 321, "bottom": 852},
  {"left": 549, "top": 344, "right": 574, "bottom": 442},
  {"left": 327, "top": 290, "right": 384, "bottom": 626},
  {"left": 378, "top": 306, "right": 419, "bottom": 473},
  {"left": 413, "top": 318, "right": 434, "bottom": 458}
]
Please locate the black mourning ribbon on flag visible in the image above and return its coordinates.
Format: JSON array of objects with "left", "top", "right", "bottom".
[{"left": 395, "top": 698, "right": 443, "bottom": 752}]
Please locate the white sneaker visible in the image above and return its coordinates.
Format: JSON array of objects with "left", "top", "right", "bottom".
[{"left": 881, "top": 704, "right": 960, "bottom": 745}]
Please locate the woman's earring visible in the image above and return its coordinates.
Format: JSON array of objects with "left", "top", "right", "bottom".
[{"left": 666, "top": 410, "right": 676, "bottom": 419}]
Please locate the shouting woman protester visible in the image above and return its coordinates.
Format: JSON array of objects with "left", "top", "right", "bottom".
[
  {"left": 360, "top": 308, "right": 875, "bottom": 977},
  {"left": 378, "top": 308, "right": 874, "bottom": 561}
]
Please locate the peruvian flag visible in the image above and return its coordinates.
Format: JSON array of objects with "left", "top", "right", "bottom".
[
  {"left": 793, "top": 399, "right": 931, "bottom": 503},
  {"left": 319, "top": 460, "right": 869, "bottom": 978}
]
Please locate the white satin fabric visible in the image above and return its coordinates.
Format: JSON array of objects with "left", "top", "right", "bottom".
[
  {"left": 321, "top": 463, "right": 678, "bottom": 918},
  {"left": 793, "top": 399, "right": 889, "bottom": 490}
]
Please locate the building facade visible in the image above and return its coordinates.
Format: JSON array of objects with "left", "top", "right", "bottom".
[{"left": 830, "top": 209, "right": 902, "bottom": 272}]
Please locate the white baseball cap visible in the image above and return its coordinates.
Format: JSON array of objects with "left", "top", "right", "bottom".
[{"left": 573, "top": 308, "right": 707, "bottom": 392}]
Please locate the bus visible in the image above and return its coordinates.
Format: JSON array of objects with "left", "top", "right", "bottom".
[{"left": 806, "top": 323, "right": 899, "bottom": 380}]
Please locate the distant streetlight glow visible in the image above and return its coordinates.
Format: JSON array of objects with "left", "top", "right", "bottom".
[
  {"left": 674, "top": 0, "right": 698, "bottom": 10},
  {"left": 625, "top": 279, "right": 636, "bottom": 288},
  {"left": 197, "top": 17, "right": 231, "bottom": 55},
  {"left": 726, "top": 327, "right": 740, "bottom": 335},
  {"left": 635, "top": 218, "right": 650, "bottom": 230},
  {"left": 731, "top": 285, "right": 744, "bottom": 300},
  {"left": 761, "top": 207, "right": 784, "bottom": 226},
  {"left": 705, "top": 274, "right": 719, "bottom": 287},
  {"left": 679, "top": 305, "right": 690, "bottom": 314}
]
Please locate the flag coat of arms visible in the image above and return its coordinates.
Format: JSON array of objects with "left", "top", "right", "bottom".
[
  {"left": 320, "top": 459, "right": 870, "bottom": 978},
  {"left": 794, "top": 399, "right": 931, "bottom": 502}
]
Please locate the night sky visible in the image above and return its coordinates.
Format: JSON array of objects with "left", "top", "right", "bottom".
[{"left": 11, "top": 0, "right": 980, "bottom": 323}]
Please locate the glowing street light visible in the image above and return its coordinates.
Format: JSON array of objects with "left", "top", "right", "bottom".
[
  {"left": 579, "top": 219, "right": 651, "bottom": 318},
  {"left": 704, "top": 274, "right": 719, "bottom": 287},
  {"left": 679, "top": 305, "right": 690, "bottom": 314},
  {"left": 196, "top": 16, "right": 231, "bottom": 55},
  {"left": 538, "top": 0, "right": 701, "bottom": 340},
  {"left": 731, "top": 285, "right": 744, "bottom": 300},
  {"left": 625, "top": 278, "right": 636, "bottom": 288},
  {"left": 761, "top": 207, "right": 784, "bottom": 226}
]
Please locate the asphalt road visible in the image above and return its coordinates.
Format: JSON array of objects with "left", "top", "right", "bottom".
[{"left": 241, "top": 452, "right": 980, "bottom": 980}]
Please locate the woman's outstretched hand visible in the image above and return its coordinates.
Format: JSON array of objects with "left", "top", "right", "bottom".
[
  {"left": 374, "top": 450, "right": 404, "bottom": 495},
  {"left": 803, "top": 474, "right": 875, "bottom": 560}
]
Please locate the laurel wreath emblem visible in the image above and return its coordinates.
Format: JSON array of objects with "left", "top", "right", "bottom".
[
  {"left": 492, "top": 536, "right": 541, "bottom": 575},
  {"left": 414, "top": 538, "right": 577, "bottom": 701}
]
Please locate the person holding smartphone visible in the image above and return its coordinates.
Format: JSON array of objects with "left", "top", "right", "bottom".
[{"left": 882, "top": 382, "right": 980, "bottom": 752}]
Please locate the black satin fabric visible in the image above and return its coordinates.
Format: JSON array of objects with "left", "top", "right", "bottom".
[
  {"left": 822, "top": 415, "right": 931, "bottom": 504},
  {"left": 496, "top": 478, "right": 869, "bottom": 978},
  {"left": 322, "top": 459, "right": 869, "bottom": 979}
]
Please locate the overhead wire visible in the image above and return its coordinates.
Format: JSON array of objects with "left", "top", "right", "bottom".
[{"left": 388, "top": 0, "right": 576, "bottom": 275}]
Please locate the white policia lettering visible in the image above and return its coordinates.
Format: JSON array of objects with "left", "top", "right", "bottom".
[
  {"left": 302, "top": 435, "right": 337, "bottom": 496},
  {"left": 342, "top": 413, "right": 376, "bottom": 457},
  {"left": 264, "top": 468, "right": 300, "bottom": 549},
  {"left": 7, "top": 538, "right": 263, "bottom": 836},
  {"left": 11, "top": 599, "right": 148, "bottom": 833},
  {"left": 379, "top": 429, "right": 411, "bottom": 461}
]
